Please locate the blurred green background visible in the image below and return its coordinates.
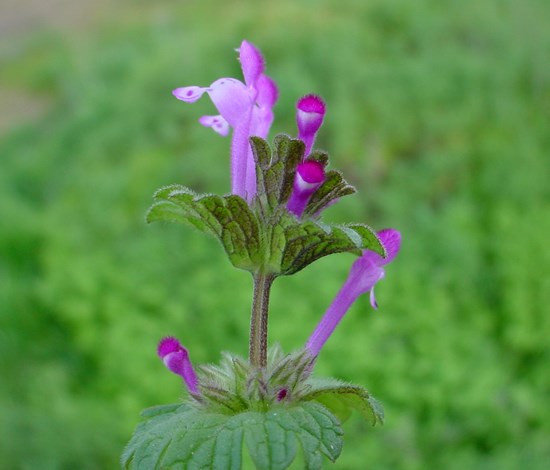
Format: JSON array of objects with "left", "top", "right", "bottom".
[{"left": 1, "top": 0, "right": 549, "bottom": 468}]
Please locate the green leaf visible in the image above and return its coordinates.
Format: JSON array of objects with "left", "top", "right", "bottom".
[
  {"left": 251, "top": 135, "right": 305, "bottom": 215},
  {"left": 152, "top": 184, "right": 192, "bottom": 201},
  {"left": 122, "top": 402, "right": 343, "bottom": 470},
  {"left": 146, "top": 186, "right": 262, "bottom": 271},
  {"left": 345, "top": 223, "right": 386, "bottom": 257},
  {"left": 302, "top": 378, "right": 384, "bottom": 426},
  {"left": 140, "top": 403, "right": 183, "bottom": 419},
  {"left": 274, "top": 135, "right": 305, "bottom": 206},
  {"left": 278, "top": 215, "right": 385, "bottom": 275},
  {"left": 307, "top": 150, "right": 329, "bottom": 167},
  {"left": 302, "top": 170, "right": 356, "bottom": 218}
]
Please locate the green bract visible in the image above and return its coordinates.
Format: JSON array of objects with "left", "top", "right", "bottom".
[
  {"left": 122, "top": 402, "right": 342, "bottom": 470},
  {"left": 146, "top": 135, "right": 385, "bottom": 276},
  {"left": 122, "top": 348, "right": 383, "bottom": 470}
]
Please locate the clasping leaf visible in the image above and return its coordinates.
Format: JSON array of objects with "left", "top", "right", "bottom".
[
  {"left": 122, "top": 402, "right": 343, "bottom": 470},
  {"left": 146, "top": 185, "right": 262, "bottom": 271}
]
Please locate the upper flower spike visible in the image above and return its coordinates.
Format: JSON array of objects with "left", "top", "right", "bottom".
[
  {"left": 305, "top": 229, "right": 401, "bottom": 357},
  {"left": 296, "top": 95, "right": 326, "bottom": 156},
  {"left": 157, "top": 337, "right": 199, "bottom": 395},
  {"left": 172, "top": 40, "right": 278, "bottom": 201}
]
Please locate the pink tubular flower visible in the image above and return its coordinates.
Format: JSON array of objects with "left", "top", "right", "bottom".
[
  {"left": 287, "top": 160, "right": 325, "bottom": 217},
  {"left": 287, "top": 95, "right": 327, "bottom": 218},
  {"left": 305, "top": 229, "right": 401, "bottom": 357},
  {"left": 172, "top": 40, "right": 278, "bottom": 201},
  {"left": 296, "top": 95, "right": 326, "bottom": 157},
  {"left": 157, "top": 337, "right": 199, "bottom": 395}
]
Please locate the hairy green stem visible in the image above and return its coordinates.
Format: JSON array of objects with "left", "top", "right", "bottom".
[{"left": 249, "top": 272, "right": 275, "bottom": 368}]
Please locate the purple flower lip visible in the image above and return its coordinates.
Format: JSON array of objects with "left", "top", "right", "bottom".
[
  {"left": 298, "top": 161, "right": 325, "bottom": 184},
  {"left": 158, "top": 336, "right": 199, "bottom": 395},
  {"left": 297, "top": 94, "right": 326, "bottom": 114},
  {"left": 198, "top": 115, "right": 230, "bottom": 136},
  {"left": 305, "top": 229, "right": 401, "bottom": 357},
  {"left": 157, "top": 336, "right": 181, "bottom": 357}
]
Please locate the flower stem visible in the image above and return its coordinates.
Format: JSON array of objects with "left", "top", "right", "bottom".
[{"left": 249, "top": 272, "right": 275, "bottom": 368}]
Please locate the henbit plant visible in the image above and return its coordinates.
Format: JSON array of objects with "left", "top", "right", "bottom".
[{"left": 122, "top": 40, "right": 401, "bottom": 470}]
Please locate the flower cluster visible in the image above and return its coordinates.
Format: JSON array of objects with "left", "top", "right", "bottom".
[
  {"left": 162, "top": 40, "right": 401, "bottom": 395},
  {"left": 173, "top": 40, "right": 278, "bottom": 200}
]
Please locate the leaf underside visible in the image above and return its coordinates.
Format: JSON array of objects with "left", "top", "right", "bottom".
[{"left": 301, "top": 377, "right": 385, "bottom": 426}]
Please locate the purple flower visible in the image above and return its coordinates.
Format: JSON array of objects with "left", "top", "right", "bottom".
[
  {"left": 173, "top": 40, "right": 278, "bottom": 201},
  {"left": 287, "top": 160, "right": 325, "bottom": 217},
  {"left": 296, "top": 95, "right": 326, "bottom": 157},
  {"left": 287, "top": 95, "right": 327, "bottom": 218},
  {"left": 157, "top": 337, "right": 199, "bottom": 395},
  {"left": 305, "top": 229, "right": 401, "bottom": 357}
]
